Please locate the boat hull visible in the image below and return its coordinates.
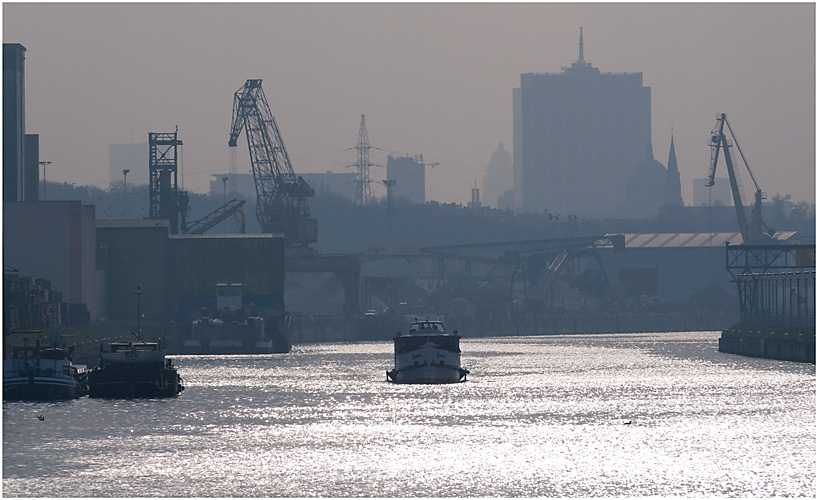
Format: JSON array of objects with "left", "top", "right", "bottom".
[
  {"left": 88, "top": 363, "right": 183, "bottom": 398},
  {"left": 387, "top": 364, "right": 469, "bottom": 384},
  {"left": 3, "top": 376, "right": 85, "bottom": 400},
  {"left": 3, "top": 356, "right": 89, "bottom": 400}
]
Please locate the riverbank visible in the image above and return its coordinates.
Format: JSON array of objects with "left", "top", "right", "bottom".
[
  {"left": 38, "top": 311, "right": 741, "bottom": 362},
  {"left": 719, "top": 322, "right": 816, "bottom": 364},
  {"left": 291, "top": 311, "right": 738, "bottom": 343}
]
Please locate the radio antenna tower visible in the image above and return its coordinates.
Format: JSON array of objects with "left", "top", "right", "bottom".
[{"left": 354, "top": 115, "right": 374, "bottom": 205}]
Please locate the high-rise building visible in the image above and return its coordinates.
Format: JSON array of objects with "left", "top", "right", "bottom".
[
  {"left": 387, "top": 155, "right": 425, "bottom": 204},
  {"left": 513, "top": 29, "right": 651, "bottom": 217},
  {"left": 24, "top": 134, "right": 39, "bottom": 201},
  {"left": 482, "top": 142, "right": 513, "bottom": 209},
  {"left": 4, "top": 43, "right": 27, "bottom": 202}
]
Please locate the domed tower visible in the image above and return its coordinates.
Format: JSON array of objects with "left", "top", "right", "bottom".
[
  {"left": 482, "top": 142, "right": 512, "bottom": 209},
  {"left": 622, "top": 143, "right": 667, "bottom": 218}
]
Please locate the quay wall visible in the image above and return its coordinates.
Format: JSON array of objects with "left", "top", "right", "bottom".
[
  {"left": 719, "top": 323, "right": 816, "bottom": 364},
  {"left": 291, "top": 311, "right": 737, "bottom": 343}
]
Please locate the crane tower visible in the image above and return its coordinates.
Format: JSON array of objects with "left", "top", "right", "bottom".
[
  {"left": 228, "top": 79, "right": 317, "bottom": 246},
  {"left": 148, "top": 129, "right": 188, "bottom": 234}
]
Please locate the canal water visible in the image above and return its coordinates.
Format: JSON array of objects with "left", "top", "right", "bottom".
[{"left": 3, "top": 331, "right": 815, "bottom": 497}]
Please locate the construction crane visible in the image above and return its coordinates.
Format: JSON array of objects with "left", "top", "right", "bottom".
[
  {"left": 706, "top": 113, "right": 772, "bottom": 243},
  {"left": 185, "top": 199, "right": 247, "bottom": 235},
  {"left": 228, "top": 79, "right": 317, "bottom": 246}
]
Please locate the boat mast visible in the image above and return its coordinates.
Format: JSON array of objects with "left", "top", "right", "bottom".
[{"left": 133, "top": 286, "right": 146, "bottom": 342}]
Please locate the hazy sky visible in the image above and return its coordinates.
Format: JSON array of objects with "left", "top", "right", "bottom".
[{"left": 3, "top": 2, "right": 815, "bottom": 205}]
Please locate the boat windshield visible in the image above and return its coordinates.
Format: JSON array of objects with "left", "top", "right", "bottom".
[
  {"left": 108, "top": 342, "right": 159, "bottom": 353},
  {"left": 408, "top": 321, "right": 445, "bottom": 334},
  {"left": 394, "top": 334, "right": 460, "bottom": 354}
]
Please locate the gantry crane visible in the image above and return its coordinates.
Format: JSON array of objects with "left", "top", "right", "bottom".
[
  {"left": 228, "top": 79, "right": 317, "bottom": 246},
  {"left": 706, "top": 113, "right": 772, "bottom": 243}
]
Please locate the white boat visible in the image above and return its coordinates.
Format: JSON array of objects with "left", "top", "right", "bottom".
[
  {"left": 3, "top": 336, "right": 88, "bottom": 400},
  {"left": 386, "top": 319, "right": 469, "bottom": 384}
]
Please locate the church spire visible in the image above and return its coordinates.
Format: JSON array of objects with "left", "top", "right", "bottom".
[{"left": 663, "top": 132, "right": 684, "bottom": 208}]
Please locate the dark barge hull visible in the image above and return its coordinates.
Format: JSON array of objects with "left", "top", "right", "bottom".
[
  {"left": 88, "top": 363, "right": 183, "bottom": 398},
  {"left": 386, "top": 365, "right": 469, "bottom": 384}
]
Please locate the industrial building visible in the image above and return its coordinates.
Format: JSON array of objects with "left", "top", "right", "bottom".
[
  {"left": 512, "top": 30, "right": 653, "bottom": 218},
  {"left": 3, "top": 202, "right": 99, "bottom": 318},
  {"left": 168, "top": 233, "right": 285, "bottom": 322},
  {"left": 3, "top": 206, "right": 286, "bottom": 325},
  {"left": 96, "top": 220, "right": 285, "bottom": 323},
  {"left": 597, "top": 232, "right": 794, "bottom": 307}
]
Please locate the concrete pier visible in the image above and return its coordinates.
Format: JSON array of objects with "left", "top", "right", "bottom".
[{"left": 718, "top": 323, "right": 815, "bottom": 364}]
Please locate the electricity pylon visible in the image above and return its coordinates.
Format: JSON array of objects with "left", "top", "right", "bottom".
[{"left": 354, "top": 115, "right": 374, "bottom": 206}]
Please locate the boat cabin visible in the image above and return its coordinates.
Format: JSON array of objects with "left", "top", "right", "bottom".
[
  {"left": 216, "top": 283, "right": 244, "bottom": 311},
  {"left": 408, "top": 320, "right": 446, "bottom": 335},
  {"left": 395, "top": 321, "right": 461, "bottom": 355}
]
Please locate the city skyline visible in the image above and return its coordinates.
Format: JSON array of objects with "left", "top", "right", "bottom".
[{"left": 3, "top": 3, "right": 814, "bottom": 206}]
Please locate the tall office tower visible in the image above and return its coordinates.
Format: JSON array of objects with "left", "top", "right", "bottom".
[
  {"left": 4, "top": 43, "right": 26, "bottom": 202},
  {"left": 513, "top": 29, "right": 651, "bottom": 217},
  {"left": 24, "top": 134, "right": 39, "bottom": 201},
  {"left": 386, "top": 154, "right": 426, "bottom": 205},
  {"left": 481, "top": 142, "right": 513, "bottom": 209}
]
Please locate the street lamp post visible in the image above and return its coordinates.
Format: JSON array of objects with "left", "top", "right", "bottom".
[
  {"left": 123, "top": 169, "right": 130, "bottom": 218},
  {"left": 222, "top": 176, "right": 229, "bottom": 204},
  {"left": 39, "top": 161, "right": 52, "bottom": 200}
]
